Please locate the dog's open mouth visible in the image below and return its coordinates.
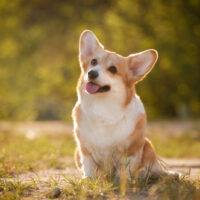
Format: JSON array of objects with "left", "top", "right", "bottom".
[{"left": 85, "top": 82, "right": 110, "bottom": 94}]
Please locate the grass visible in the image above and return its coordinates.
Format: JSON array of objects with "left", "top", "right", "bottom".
[
  {"left": 44, "top": 172, "right": 200, "bottom": 200},
  {"left": 0, "top": 132, "right": 75, "bottom": 178},
  {"left": 62, "top": 176, "right": 117, "bottom": 199},
  {"left": 0, "top": 130, "right": 200, "bottom": 178},
  {"left": 0, "top": 128, "right": 200, "bottom": 199},
  {"left": 151, "top": 176, "right": 200, "bottom": 200},
  {"left": 0, "top": 178, "right": 36, "bottom": 200},
  {"left": 1, "top": 171, "right": 199, "bottom": 199},
  {"left": 150, "top": 132, "right": 200, "bottom": 158},
  {"left": 1, "top": 130, "right": 200, "bottom": 178}
]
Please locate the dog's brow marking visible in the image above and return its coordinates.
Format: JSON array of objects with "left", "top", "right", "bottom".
[
  {"left": 108, "top": 60, "right": 114, "bottom": 66},
  {"left": 102, "top": 52, "right": 111, "bottom": 64}
]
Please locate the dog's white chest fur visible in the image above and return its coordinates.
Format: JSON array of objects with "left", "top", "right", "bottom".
[{"left": 78, "top": 94, "right": 145, "bottom": 162}]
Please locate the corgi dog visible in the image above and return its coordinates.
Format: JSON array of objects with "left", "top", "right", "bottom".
[{"left": 72, "top": 30, "right": 178, "bottom": 180}]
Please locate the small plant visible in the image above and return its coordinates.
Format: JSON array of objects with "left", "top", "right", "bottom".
[
  {"left": 62, "top": 175, "right": 117, "bottom": 199},
  {"left": 0, "top": 179, "right": 36, "bottom": 200}
]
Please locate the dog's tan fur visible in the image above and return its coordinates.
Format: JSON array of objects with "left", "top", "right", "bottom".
[{"left": 72, "top": 30, "right": 179, "bottom": 179}]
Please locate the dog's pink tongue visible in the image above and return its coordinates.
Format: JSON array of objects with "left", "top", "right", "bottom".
[{"left": 85, "top": 82, "right": 100, "bottom": 94}]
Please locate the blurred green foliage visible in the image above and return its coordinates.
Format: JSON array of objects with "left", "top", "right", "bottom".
[{"left": 0, "top": 0, "right": 199, "bottom": 121}]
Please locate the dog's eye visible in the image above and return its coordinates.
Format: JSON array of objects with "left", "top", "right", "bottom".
[
  {"left": 91, "top": 59, "right": 97, "bottom": 66},
  {"left": 108, "top": 66, "right": 117, "bottom": 74}
]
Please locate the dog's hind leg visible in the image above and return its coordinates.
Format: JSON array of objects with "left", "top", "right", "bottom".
[
  {"left": 141, "top": 138, "right": 180, "bottom": 179},
  {"left": 141, "top": 138, "right": 164, "bottom": 178}
]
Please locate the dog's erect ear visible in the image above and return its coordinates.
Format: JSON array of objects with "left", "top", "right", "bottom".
[
  {"left": 79, "top": 30, "right": 103, "bottom": 63},
  {"left": 128, "top": 49, "right": 158, "bottom": 82}
]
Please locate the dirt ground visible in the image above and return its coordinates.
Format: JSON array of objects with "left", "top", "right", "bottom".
[
  {"left": 1, "top": 121, "right": 199, "bottom": 199},
  {"left": 5, "top": 158, "right": 199, "bottom": 199}
]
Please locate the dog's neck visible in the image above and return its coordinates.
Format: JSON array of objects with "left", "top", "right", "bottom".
[{"left": 80, "top": 90, "right": 145, "bottom": 125}]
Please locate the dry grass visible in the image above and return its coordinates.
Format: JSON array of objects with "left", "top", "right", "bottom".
[
  {"left": 0, "top": 132, "right": 75, "bottom": 178},
  {"left": 44, "top": 171, "right": 200, "bottom": 200},
  {"left": 0, "top": 178, "right": 37, "bottom": 200},
  {"left": 0, "top": 122, "right": 200, "bottom": 199}
]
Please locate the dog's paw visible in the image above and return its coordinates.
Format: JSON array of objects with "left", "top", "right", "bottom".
[
  {"left": 82, "top": 174, "right": 98, "bottom": 180},
  {"left": 163, "top": 170, "right": 181, "bottom": 179}
]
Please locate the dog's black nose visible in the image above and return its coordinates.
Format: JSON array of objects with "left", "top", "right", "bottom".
[{"left": 88, "top": 70, "right": 98, "bottom": 80}]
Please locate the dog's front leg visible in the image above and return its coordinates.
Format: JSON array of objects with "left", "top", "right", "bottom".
[
  {"left": 116, "top": 154, "right": 142, "bottom": 181},
  {"left": 81, "top": 155, "right": 97, "bottom": 179}
]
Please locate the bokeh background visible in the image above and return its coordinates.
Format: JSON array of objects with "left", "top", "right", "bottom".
[
  {"left": 0, "top": 2, "right": 200, "bottom": 198},
  {"left": 0, "top": 0, "right": 200, "bottom": 121}
]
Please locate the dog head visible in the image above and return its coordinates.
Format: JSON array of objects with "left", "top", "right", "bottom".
[{"left": 79, "top": 30, "right": 158, "bottom": 105}]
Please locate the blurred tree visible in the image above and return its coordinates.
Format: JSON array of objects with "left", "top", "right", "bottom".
[{"left": 0, "top": 0, "right": 199, "bottom": 121}]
